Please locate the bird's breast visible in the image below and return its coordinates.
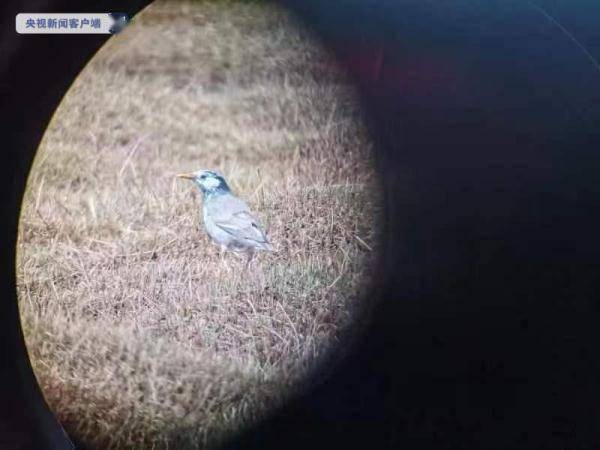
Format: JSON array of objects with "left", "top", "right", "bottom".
[{"left": 202, "top": 205, "right": 231, "bottom": 246}]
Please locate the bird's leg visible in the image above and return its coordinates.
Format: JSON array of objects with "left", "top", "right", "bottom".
[
  {"left": 219, "top": 245, "right": 230, "bottom": 272},
  {"left": 246, "top": 251, "right": 267, "bottom": 288},
  {"left": 245, "top": 250, "right": 255, "bottom": 271}
]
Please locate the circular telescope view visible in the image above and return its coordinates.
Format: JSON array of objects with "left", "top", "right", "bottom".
[{"left": 17, "top": 1, "right": 379, "bottom": 448}]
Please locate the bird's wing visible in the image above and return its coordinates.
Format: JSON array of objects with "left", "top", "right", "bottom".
[
  {"left": 215, "top": 211, "right": 270, "bottom": 245},
  {"left": 210, "top": 196, "right": 270, "bottom": 246}
]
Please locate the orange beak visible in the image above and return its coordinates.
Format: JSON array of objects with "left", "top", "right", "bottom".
[{"left": 176, "top": 173, "right": 196, "bottom": 180}]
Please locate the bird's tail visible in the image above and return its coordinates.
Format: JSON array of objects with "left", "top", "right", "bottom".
[{"left": 261, "top": 241, "right": 276, "bottom": 252}]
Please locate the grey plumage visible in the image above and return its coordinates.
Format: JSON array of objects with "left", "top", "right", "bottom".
[{"left": 177, "top": 170, "right": 272, "bottom": 261}]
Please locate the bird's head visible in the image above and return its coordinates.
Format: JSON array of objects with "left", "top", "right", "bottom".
[{"left": 176, "top": 169, "right": 231, "bottom": 197}]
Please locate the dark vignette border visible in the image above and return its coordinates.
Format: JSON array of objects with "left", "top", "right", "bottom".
[{"left": 2, "top": 0, "right": 600, "bottom": 449}]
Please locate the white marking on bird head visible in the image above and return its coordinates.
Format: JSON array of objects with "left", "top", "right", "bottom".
[
  {"left": 199, "top": 174, "right": 221, "bottom": 189},
  {"left": 192, "top": 170, "right": 230, "bottom": 195}
]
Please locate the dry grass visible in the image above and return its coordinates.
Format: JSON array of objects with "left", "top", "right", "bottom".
[{"left": 16, "top": 1, "right": 379, "bottom": 448}]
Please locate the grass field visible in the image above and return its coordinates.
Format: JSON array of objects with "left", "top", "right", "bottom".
[{"left": 17, "top": 1, "right": 378, "bottom": 448}]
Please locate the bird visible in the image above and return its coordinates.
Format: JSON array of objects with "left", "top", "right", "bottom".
[{"left": 176, "top": 170, "right": 273, "bottom": 266}]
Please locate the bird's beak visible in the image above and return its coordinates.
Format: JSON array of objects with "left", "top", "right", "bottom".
[{"left": 176, "top": 173, "right": 195, "bottom": 180}]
